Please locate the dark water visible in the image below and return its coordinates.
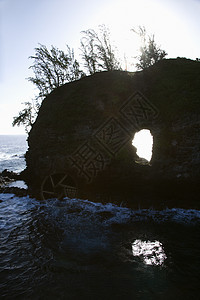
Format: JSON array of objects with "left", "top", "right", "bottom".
[{"left": 0, "top": 195, "right": 200, "bottom": 299}]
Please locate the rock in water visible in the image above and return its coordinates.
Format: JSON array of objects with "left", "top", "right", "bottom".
[{"left": 24, "top": 58, "right": 200, "bottom": 208}]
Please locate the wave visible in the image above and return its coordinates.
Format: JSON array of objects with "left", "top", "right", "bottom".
[
  {"left": 54, "top": 198, "right": 200, "bottom": 225},
  {"left": 0, "top": 152, "right": 13, "bottom": 161},
  {"left": 0, "top": 153, "right": 26, "bottom": 173},
  {"left": 1, "top": 195, "right": 199, "bottom": 226},
  {"left": 0, "top": 152, "right": 25, "bottom": 160}
]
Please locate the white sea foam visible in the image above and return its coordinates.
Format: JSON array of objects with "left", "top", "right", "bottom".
[
  {"left": 38, "top": 197, "right": 200, "bottom": 227},
  {"left": 1, "top": 194, "right": 200, "bottom": 227}
]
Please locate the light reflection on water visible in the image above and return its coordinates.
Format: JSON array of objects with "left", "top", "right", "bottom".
[{"left": 132, "top": 240, "right": 167, "bottom": 265}]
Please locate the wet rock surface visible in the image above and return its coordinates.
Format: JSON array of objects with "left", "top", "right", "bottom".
[{"left": 0, "top": 169, "right": 28, "bottom": 198}]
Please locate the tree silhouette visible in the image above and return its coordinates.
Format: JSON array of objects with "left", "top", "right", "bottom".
[
  {"left": 28, "top": 44, "right": 84, "bottom": 100},
  {"left": 80, "top": 25, "right": 121, "bottom": 74},
  {"left": 13, "top": 45, "right": 84, "bottom": 132},
  {"left": 132, "top": 26, "right": 167, "bottom": 70}
]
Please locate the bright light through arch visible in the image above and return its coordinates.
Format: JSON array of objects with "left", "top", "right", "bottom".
[{"left": 132, "top": 129, "right": 153, "bottom": 162}]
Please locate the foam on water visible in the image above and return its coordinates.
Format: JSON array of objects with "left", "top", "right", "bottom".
[{"left": 1, "top": 194, "right": 200, "bottom": 228}]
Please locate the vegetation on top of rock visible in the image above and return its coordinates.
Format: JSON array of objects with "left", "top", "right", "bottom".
[
  {"left": 28, "top": 44, "right": 85, "bottom": 100},
  {"left": 80, "top": 25, "right": 121, "bottom": 74},
  {"left": 12, "top": 45, "right": 85, "bottom": 133},
  {"left": 131, "top": 26, "right": 167, "bottom": 70},
  {"left": 13, "top": 25, "right": 167, "bottom": 133}
]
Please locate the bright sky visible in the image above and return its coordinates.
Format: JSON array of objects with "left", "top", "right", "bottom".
[
  {"left": 0, "top": 0, "right": 199, "bottom": 135},
  {"left": 132, "top": 129, "right": 153, "bottom": 161}
]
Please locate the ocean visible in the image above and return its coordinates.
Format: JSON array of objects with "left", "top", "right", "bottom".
[
  {"left": 0, "top": 135, "right": 200, "bottom": 299},
  {"left": 0, "top": 135, "right": 27, "bottom": 173}
]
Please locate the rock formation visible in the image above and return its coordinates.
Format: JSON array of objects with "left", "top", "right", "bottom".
[{"left": 24, "top": 58, "right": 200, "bottom": 208}]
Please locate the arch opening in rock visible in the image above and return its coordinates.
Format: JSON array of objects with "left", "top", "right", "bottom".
[{"left": 132, "top": 129, "right": 153, "bottom": 164}]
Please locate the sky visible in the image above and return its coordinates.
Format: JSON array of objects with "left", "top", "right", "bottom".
[
  {"left": 0, "top": 0, "right": 200, "bottom": 135},
  {"left": 132, "top": 129, "right": 153, "bottom": 161}
]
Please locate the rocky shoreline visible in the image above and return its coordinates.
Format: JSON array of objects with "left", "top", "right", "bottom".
[
  {"left": 0, "top": 168, "right": 199, "bottom": 210},
  {"left": 0, "top": 169, "right": 28, "bottom": 198}
]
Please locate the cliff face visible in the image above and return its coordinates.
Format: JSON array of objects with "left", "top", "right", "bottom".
[{"left": 25, "top": 58, "right": 200, "bottom": 207}]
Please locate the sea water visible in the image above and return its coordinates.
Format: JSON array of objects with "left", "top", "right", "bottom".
[
  {"left": 0, "top": 135, "right": 27, "bottom": 173},
  {"left": 0, "top": 135, "right": 200, "bottom": 299}
]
